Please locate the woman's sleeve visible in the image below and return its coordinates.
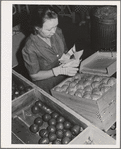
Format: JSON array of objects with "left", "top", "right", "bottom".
[
  {"left": 22, "top": 45, "right": 40, "bottom": 75},
  {"left": 57, "top": 28, "right": 68, "bottom": 53}
]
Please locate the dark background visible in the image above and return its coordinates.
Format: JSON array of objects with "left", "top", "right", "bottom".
[{"left": 13, "top": 5, "right": 117, "bottom": 80}]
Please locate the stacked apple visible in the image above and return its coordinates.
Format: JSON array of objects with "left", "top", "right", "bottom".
[
  {"left": 30, "top": 100, "right": 84, "bottom": 144},
  {"left": 54, "top": 73, "right": 116, "bottom": 101},
  {"left": 12, "top": 79, "right": 32, "bottom": 100}
]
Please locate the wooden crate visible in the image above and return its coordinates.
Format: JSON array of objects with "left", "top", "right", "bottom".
[
  {"left": 12, "top": 70, "right": 36, "bottom": 101},
  {"left": 51, "top": 73, "right": 116, "bottom": 131},
  {"left": 105, "top": 122, "right": 116, "bottom": 140},
  {"left": 80, "top": 51, "right": 116, "bottom": 77},
  {"left": 12, "top": 88, "right": 93, "bottom": 144},
  {"left": 70, "top": 125, "right": 116, "bottom": 145},
  {"left": 12, "top": 70, "right": 36, "bottom": 88}
]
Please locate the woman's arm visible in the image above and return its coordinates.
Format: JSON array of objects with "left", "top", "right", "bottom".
[
  {"left": 30, "top": 70, "right": 54, "bottom": 81},
  {"left": 22, "top": 44, "right": 56, "bottom": 81}
]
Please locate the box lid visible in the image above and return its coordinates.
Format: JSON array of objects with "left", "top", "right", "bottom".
[{"left": 80, "top": 51, "right": 116, "bottom": 76}]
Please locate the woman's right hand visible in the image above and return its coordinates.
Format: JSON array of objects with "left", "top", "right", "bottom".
[{"left": 52, "top": 64, "right": 78, "bottom": 76}]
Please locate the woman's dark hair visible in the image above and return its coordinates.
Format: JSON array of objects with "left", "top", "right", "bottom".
[{"left": 29, "top": 5, "right": 58, "bottom": 34}]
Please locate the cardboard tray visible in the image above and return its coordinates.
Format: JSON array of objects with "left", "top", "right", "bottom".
[
  {"left": 80, "top": 51, "right": 116, "bottom": 76},
  {"left": 51, "top": 73, "right": 116, "bottom": 131}
]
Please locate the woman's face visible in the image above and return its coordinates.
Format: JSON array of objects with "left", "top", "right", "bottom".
[{"left": 38, "top": 18, "right": 58, "bottom": 38}]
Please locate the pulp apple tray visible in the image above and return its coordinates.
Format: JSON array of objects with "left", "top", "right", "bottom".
[{"left": 51, "top": 51, "right": 116, "bottom": 131}]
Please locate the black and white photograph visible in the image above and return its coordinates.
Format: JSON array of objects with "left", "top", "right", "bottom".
[{"left": 1, "top": 1, "right": 120, "bottom": 148}]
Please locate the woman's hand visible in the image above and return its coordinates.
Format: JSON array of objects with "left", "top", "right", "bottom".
[{"left": 52, "top": 64, "right": 78, "bottom": 76}]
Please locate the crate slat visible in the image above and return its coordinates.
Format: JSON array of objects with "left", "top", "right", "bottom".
[{"left": 70, "top": 126, "right": 116, "bottom": 145}]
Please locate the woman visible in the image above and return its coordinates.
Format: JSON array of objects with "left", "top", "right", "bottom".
[{"left": 22, "top": 6, "right": 79, "bottom": 94}]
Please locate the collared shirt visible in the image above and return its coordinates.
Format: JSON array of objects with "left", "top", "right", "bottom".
[{"left": 22, "top": 27, "right": 68, "bottom": 74}]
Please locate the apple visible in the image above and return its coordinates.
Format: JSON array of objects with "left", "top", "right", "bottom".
[
  {"left": 98, "top": 83, "right": 107, "bottom": 89},
  {"left": 29, "top": 124, "right": 39, "bottom": 133},
  {"left": 68, "top": 90, "right": 75, "bottom": 96},
  {"left": 45, "top": 108, "right": 53, "bottom": 114},
  {"left": 34, "top": 117, "right": 43, "bottom": 127},
  {"left": 48, "top": 132, "right": 57, "bottom": 142},
  {"left": 64, "top": 121, "right": 72, "bottom": 129},
  {"left": 69, "top": 81, "right": 77, "bottom": 88},
  {"left": 35, "top": 100, "right": 43, "bottom": 109},
  {"left": 83, "top": 80, "right": 92, "bottom": 87},
  {"left": 91, "top": 94, "right": 101, "bottom": 100},
  {"left": 53, "top": 139, "right": 61, "bottom": 144},
  {"left": 86, "top": 75, "right": 94, "bottom": 81},
  {"left": 57, "top": 116, "right": 65, "bottom": 123},
  {"left": 64, "top": 80, "right": 71, "bottom": 86},
  {"left": 76, "top": 83, "right": 84, "bottom": 90},
  {"left": 107, "top": 77, "right": 116, "bottom": 86},
  {"left": 51, "top": 112, "right": 59, "bottom": 119},
  {"left": 56, "top": 123, "right": 64, "bottom": 130},
  {"left": 92, "top": 90, "right": 102, "bottom": 96},
  {"left": 84, "top": 85, "right": 92, "bottom": 92},
  {"left": 61, "top": 137, "right": 71, "bottom": 144},
  {"left": 61, "top": 84, "right": 68, "bottom": 92},
  {"left": 38, "top": 137, "right": 49, "bottom": 144},
  {"left": 82, "top": 93, "right": 92, "bottom": 100},
  {"left": 100, "top": 77, "right": 109, "bottom": 84},
  {"left": 47, "top": 125, "right": 56, "bottom": 133},
  {"left": 31, "top": 105, "right": 40, "bottom": 114},
  {"left": 93, "top": 75, "right": 102, "bottom": 82},
  {"left": 42, "top": 113, "right": 51, "bottom": 122},
  {"left": 100, "top": 86, "right": 110, "bottom": 94},
  {"left": 48, "top": 118, "right": 56, "bottom": 126},
  {"left": 39, "top": 129, "right": 49, "bottom": 137},
  {"left": 56, "top": 129, "right": 64, "bottom": 139},
  {"left": 75, "top": 92, "right": 82, "bottom": 98},
  {"left": 71, "top": 125, "right": 80, "bottom": 136},
  {"left": 73, "top": 73, "right": 82, "bottom": 80},
  {"left": 54, "top": 86, "right": 62, "bottom": 92},
  {"left": 110, "top": 122, "right": 116, "bottom": 130},
  {"left": 63, "top": 130, "right": 72, "bottom": 138},
  {"left": 91, "top": 81, "right": 100, "bottom": 88}
]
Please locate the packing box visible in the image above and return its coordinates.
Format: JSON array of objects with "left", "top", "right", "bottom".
[
  {"left": 80, "top": 51, "right": 116, "bottom": 76},
  {"left": 12, "top": 88, "right": 91, "bottom": 144},
  {"left": 51, "top": 51, "right": 116, "bottom": 131}
]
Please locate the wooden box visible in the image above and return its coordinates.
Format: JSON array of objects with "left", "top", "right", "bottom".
[
  {"left": 105, "top": 122, "right": 116, "bottom": 140},
  {"left": 12, "top": 70, "right": 36, "bottom": 100},
  {"left": 80, "top": 51, "right": 116, "bottom": 76},
  {"left": 70, "top": 125, "right": 116, "bottom": 145},
  {"left": 51, "top": 73, "right": 116, "bottom": 131},
  {"left": 12, "top": 88, "right": 92, "bottom": 144}
]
